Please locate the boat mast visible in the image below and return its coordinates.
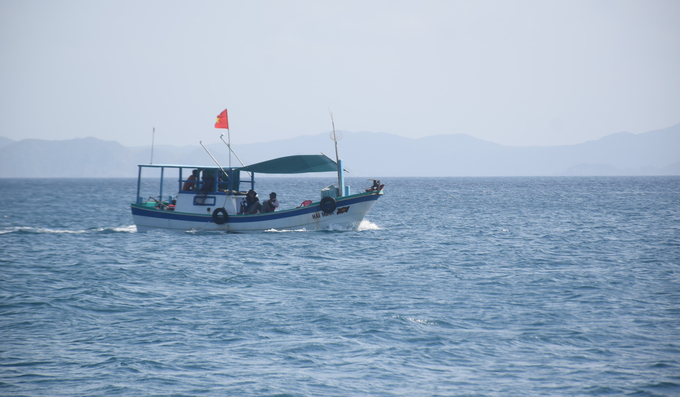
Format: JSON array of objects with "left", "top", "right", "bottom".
[{"left": 329, "top": 110, "right": 343, "bottom": 197}]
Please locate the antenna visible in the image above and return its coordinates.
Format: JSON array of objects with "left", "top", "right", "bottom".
[
  {"left": 150, "top": 127, "right": 155, "bottom": 164},
  {"left": 328, "top": 109, "right": 343, "bottom": 196}
]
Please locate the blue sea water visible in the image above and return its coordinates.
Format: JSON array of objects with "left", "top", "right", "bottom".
[{"left": 1, "top": 176, "right": 679, "bottom": 396}]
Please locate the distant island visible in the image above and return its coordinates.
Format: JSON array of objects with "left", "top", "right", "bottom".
[{"left": 1, "top": 124, "right": 679, "bottom": 177}]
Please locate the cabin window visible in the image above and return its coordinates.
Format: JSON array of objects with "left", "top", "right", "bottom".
[{"left": 194, "top": 196, "right": 216, "bottom": 206}]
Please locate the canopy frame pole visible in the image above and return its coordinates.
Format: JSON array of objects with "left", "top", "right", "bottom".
[
  {"left": 159, "top": 166, "right": 164, "bottom": 202},
  {"left": 229, "top": 169, "right": 234, "bottom": 193},
  {"left": 136, "top": 166, "right": 143, "bottom": 204}
]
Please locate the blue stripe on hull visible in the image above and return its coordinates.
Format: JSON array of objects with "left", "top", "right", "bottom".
[{"left": 131, "top": 193, "right": 381, "bottom": 224}]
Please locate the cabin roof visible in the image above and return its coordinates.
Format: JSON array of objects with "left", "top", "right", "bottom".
[
  {"left": 138, "top": 154, "right": 341, "bottom": 174},
  {"left": 138, "top": 164, "right": 224, "bottom": 169},
  {"left": 238, "top": 154, "right": 338, "bottom": 174}
]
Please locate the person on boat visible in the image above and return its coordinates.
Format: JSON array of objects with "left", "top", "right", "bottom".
[
  {"left": 261, "top": 192, "right": 279, "bottom": 213},
  {"left": 182, "top": 170, "right": 198, "bottom": 191},
  {"left": 198, "top": 175, "right": 215, "bottom": 193},
  {"left": 193, "top": 174, "right": 215, "bottom": 205},
  {"left": 243, "top": 189, "right": 262, "bottom": 214}
]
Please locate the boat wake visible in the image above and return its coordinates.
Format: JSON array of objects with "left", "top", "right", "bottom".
[
  {"left": 264, "top": 220, "right": 381, "bottom": 233},
  {"left": 265, "top": 228, "right": 308, "bottom": 233},
  {"left": 0, "top": 222, "right": 377, "bottom": 235},
  {"left": 0, "top": 227, "right": 88, "bottom": 235},
  {"left": 0, "top": 225, "right": 137, "bottom": 235},
  {"left": 102, "top": 225, "right": 138, "bottom": 233}
]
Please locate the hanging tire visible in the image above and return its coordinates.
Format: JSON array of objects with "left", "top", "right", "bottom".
[
  {"left": 319, "top": 196, "right": 337, "bottom": 214},
  {"left": 212, "top": 208, "right": 228, "bottom": 224}
]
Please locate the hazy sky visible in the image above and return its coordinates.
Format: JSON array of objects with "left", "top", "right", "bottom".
[{"left": 1, "top": 0, "right": 678, "bottom": 148}]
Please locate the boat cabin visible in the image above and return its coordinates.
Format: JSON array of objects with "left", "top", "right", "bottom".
[{"left": 134, "top": 154, "right": 345, "bottom": 216}]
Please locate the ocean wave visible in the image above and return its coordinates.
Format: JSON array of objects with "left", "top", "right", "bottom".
[{"left": 395, "top": 316, "right": 439, "bottom": 326}]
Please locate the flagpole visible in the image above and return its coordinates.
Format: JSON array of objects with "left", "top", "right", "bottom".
[
  {"left": 217, "top": 108, "right": 247, "bottom": 174},
  {"left": 227, "top": 109, "right": 231, "bottom": 169}
]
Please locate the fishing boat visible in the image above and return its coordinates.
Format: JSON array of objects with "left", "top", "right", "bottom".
[
  {"left": 130, "top": 154, "right": 384, "bottom": 233},
  {"left": 132, "top": 109, "right": 383, "bottom": 232}
]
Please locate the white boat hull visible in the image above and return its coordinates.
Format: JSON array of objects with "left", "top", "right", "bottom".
[{"left": 131, "top": 192, "right": 381, "bottom": 233}]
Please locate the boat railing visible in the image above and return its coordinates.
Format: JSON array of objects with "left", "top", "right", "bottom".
[{"left": 136, "top": 164, "right": 248, "bottom": 205}]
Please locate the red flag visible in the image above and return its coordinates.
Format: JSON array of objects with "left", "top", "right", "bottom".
[{"left": 215, "top": 109, "right": 229, "bottom": 129}]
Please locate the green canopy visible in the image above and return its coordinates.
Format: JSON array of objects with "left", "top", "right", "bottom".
[{"left": 239, "top": 154, "right": 343, "bottom": 174}]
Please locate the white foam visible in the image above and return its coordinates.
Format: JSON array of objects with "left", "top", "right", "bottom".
[
  {"left": 111, "top": 225, "right": 137, "bottom": 233},
  {"left": 264, "top": 228, "right": 308, "bottom": 233},
  {"left": 396, "top": 316, "right": 437, "bottom": 326},
  {"left": 358, "top": 219, "right": 380, "bottom": 231}
]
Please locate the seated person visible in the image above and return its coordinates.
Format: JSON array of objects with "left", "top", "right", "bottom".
[
  {"left": 261, "top": 192, "right": 279, "bottom": 213},
  {"left": 198, "top": 176, "right": 215, "bottom": 193},
  {"left": 243, "top": 189, "right": 262, "bottom": 214},
  {"left": 182, "top": 170, "right": 198, "bottom": 191}
]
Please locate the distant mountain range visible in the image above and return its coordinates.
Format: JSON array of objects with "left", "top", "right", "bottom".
[{"left": 1, "top": 124, "right": 679, "bottom": 177}]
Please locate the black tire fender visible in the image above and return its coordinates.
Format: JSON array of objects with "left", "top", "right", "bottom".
[
  {"left": 319, "top": 196, "right": 337, "bottom": 214},
  {"left": 212, "top": 208, "right": 228, "bottom": 224}
]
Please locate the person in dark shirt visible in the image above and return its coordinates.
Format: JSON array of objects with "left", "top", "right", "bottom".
[{"left": 243, "top": 189, "right": 262, "bottom": 214}]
